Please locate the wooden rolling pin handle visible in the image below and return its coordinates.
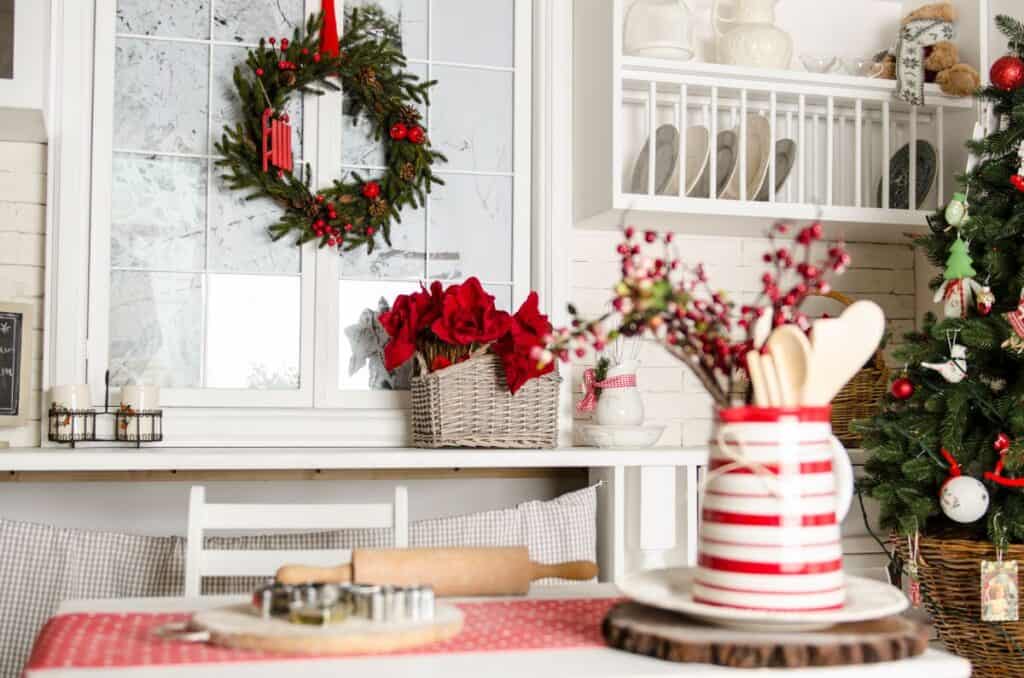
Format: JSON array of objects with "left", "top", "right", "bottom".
[
  {"left": 275, "top": 564, "right": 353, "bottom": 586},
  {"left": 529, "top": 560, "right": 599, "bottom": 582}
]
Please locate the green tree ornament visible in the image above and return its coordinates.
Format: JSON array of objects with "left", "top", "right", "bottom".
[{"left": 944, "top": 235, "right": 977, "bottom": 280}]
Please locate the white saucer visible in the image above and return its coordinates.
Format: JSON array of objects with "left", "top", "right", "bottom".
[
  {"left": 581, "top": 424, "right": 665, "bottom": 449},
  {"left": 619, "top": 567, "right": 908, "bottom": 632}
]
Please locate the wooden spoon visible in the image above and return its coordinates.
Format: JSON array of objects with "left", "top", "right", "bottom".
[
  {"left": 745, "top": 350, "right": 769, "bottom": 407},
  {"left": 760, "top": 353, "right": 783, "bottom": 407},
  {"left": 752, "top": 309, "right": 774, "bottom": 349},
  {"left": 766, "top": 325, "right": 813, "bottom": 407},
  {"left": 802, "top": 301, "right": 886, "bottom": 406}
]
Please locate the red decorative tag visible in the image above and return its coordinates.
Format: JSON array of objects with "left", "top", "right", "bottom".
[
  {"left": 909, "top": 578, "right": 922, "bottom": 608},
  {"left": 261, "top": 109, "right": 294, "bottom": 174}
]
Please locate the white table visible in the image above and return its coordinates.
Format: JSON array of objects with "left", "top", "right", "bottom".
[{"left": 30, "top": 586, "right": 971, "bottom": 678}]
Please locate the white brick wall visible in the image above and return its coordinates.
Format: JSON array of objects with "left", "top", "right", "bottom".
[
  {"left": 569, "top": 228, "right": 916, "bottom": 447},
  {"left": 0, "top": 141, "right": 46, "bottom": 447}
]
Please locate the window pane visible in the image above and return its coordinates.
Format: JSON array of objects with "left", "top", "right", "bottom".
[
  {"left": 432, "top": 0, "right": 514, "bottom": 67},
  {"left": 427, "top": 174, "right": 512, "bottom": 282},
  {"left": 111, "top": 154, "right": 207, "bottom": 272},
  {"left": 213, "top": 0, "right": 304, "bottom": 44},
  {"left": 342, "top": 63, "right": 426, "bottom": 168},
  {"left": 208, "top": 174, "right": 302, "bottom": 275},
  {"left": 339, "top": 280, "right": 420, "bottom": 390},
  {"left": 117, "top": 0, "right": 210, "bottom": 39},
  {"left": 484, "top": 284, "right": 512, "bottom": 312},
  {"left": 346, "top": 0, "right": 428, "bottom": 61},
  {"left": 115, "top": 38, "right": 209, "bottom": 154},
  {"left": 211, "top": 45, "right": 303, "bottom": 156},
  {"left": 429, "top": 66, "right": 513, "bottom": 173},
  {"left": 110, "top": 272, "right": 203, "bottom": 388},
  {"left": 206, "top": 274, "right": 300, "bottom": 389}
]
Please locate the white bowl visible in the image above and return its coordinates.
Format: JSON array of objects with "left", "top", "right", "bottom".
[
  {"left": 800, "top": 55, "right": 837, "bottom": 74},
  {"left": 581, "top": 424, "right": 665, "bottom": 449}
]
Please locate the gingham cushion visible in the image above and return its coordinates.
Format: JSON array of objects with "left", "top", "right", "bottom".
[{"left": 0, "top": 485, "right": 596, "bottom": 678}]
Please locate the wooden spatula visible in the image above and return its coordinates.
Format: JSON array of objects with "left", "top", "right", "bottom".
[
  {"left": 745, "top": 350, "right": 769, "bottom": 407},
  {"left": 802, "top": 301, "right": 886, "bottom": 406},
  {"left": 760, "top": 353, "right": 783, "bottom": 407},
  {"left": 766, "top": 325, "right": 812, "bottom": 407}
]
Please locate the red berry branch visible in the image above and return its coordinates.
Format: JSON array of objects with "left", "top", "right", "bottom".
[{"left": 539, "top": 222, "right": 850, "bottom": 406}]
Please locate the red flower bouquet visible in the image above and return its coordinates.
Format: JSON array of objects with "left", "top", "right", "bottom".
[{"left": 380, "top": 277, "right": 554, "bottom": 394}]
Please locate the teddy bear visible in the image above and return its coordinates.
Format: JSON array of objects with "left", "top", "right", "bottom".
[{"left": 875, "top": 2, "right": 981, "bottom": 98}]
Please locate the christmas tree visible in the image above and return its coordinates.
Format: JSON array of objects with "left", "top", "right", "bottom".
[{"left": 858, "top": 15, "right": 1024, "bottom": 542}]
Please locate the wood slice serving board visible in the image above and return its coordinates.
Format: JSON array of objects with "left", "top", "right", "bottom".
[
  {"left": 189, "top": 603, "right": 463, "bottom": 655},
  {"left": 603, "top": 602, "right": 929, "bottom": 669}
]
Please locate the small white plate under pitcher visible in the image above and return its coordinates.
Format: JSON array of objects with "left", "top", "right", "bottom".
[
  {"left": 618, "top": 567, "right": 908, "bottom": 632},
  {"left": 581, "top": 424, "right": 665, "bottom": 449}
]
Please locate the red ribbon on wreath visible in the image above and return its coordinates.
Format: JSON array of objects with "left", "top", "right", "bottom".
[{"left": 321, "top": 0, "right": 340, "bottom": 58}]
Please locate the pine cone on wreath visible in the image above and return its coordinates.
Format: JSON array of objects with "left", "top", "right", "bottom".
[
  {"left": 368, "top": 198, "right": 389, "bottom": 219},
  {"left": 279, "top": 71, "right": 298, "bottom": 87},
  {"left": 400, "top": 162, "right": 416, "bottom": 182},
  {"left": 338, "top": 194, "right": 356, "bottom": 205},
  {"left": 398, "top": 105, "right": 422, "bottom": 125},
  {"left": 358, "top": 67, "right": 378, "bottom": 89}
]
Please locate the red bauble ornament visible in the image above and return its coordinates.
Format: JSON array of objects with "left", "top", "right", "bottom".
[
  {"left": 407, "top": 126, "right": 425, "bottom": 144},
  {"left": 890, "top": 377, "right": 915, "bottom": 400},
  {"left": 991, "top": 55, "right": 1024, "bottom": 91},
  {"left": 1012, "top": 175, "right": 1024, "bottom": 193},
  {"left": 389, "top": 122, "right": 408, "bottom": 140},
  {"left": 362, "top": 181, "right": 381, "bottom": 200},
  {"left": 995, "top": 432, "right": 1012, "bottom": 453},
  {"left": 255, "top": 68, "right": 264, "bottom": 77}
]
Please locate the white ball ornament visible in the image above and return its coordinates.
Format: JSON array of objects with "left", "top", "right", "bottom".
[{"left": 940, "top": 476, "right": 990, "bottom": 523}]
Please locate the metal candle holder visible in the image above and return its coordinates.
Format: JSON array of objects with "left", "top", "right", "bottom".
[{"left": 47, "top": 370, "right": 163, "bottom": 448}]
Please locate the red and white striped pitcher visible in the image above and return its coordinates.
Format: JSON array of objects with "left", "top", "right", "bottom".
[{"left": 696, "top": 406, "right": 854, "bottom": 612}]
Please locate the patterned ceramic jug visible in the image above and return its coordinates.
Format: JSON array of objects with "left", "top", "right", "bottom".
[{"left": 696, "top": 406, "right": 854, "bottom": 611}]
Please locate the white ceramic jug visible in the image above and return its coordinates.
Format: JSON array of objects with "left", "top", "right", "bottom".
[
  {"left": 713, "top": 0, "right": 792, "bottom": 70},
  {"left": 595, "top": 360, "right": 645, "bottom": 426}
]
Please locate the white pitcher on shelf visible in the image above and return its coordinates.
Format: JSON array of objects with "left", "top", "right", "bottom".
[
  {"left": 712, "top": 0, "right": 792, "bottom": 70},
  {"left": 577, "top": 358, "right": 645, "bottom": 427}
]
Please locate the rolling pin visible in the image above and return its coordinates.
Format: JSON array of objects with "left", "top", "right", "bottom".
[{"left": 275, "top": 546, "right": 599, "bottom": 596}]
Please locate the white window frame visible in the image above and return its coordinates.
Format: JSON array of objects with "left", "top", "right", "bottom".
[{"left": 82, "top": 0, "right": 532, "bottom": 414}]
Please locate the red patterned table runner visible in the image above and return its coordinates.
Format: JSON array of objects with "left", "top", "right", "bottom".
[{"left": 26, "top": 598, "right": 618, "bottom": 671}]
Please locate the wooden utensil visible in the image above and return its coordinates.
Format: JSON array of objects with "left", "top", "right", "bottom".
[
  {"left": 745, "top": 350, "right": 769, "bottom": 407},
  {"left": 275, "top": 547, "right": 599, "bottom": 596},
  {"left": 752, "top": 308, "right": 774, "bottom": 349},
  {"left": 759, "top": 354, "right": 783, "bottom": 407},
  {"left": 802, "top": 301, "right": 886, "bottom": 406},
  {"left": 766, "top": 325, "right": 812, "bottom": 407}
]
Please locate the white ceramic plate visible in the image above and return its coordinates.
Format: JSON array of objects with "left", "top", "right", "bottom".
[
  {"left": 683, "top": 125, "right": 711, "bottom": 197},
  {"left": 720, "top": 115, "right": 772, "bottom": 200},
  {"left": 756, "top": 138, "right": 796, "bottom": 201},
  {"left": 695, "top": 129, "right": 738, "bottom": 200},
  {"left": 619, "top": 567, "right": 908, "bottom": 632},
  {"left": 581, "top": 424, "right": 665, "bottom": 449},
  {"left": 630, "top": 124, "right": 680, "bottom": 195}
]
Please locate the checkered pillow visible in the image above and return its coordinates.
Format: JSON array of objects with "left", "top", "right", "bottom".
[{"left": 0, "top": 485, "right": 596, "bottom": 678}]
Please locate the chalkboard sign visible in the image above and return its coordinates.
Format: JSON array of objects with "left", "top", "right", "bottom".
[{"left": 0, "top": 302, "right": 32, "bottom": 427}]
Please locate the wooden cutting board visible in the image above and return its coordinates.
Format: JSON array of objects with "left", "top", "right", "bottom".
[
  {"left": 603, "top": 602, "right": 929, "bottom": 669},
  {"left": 189, "top": 603, "right": 463, "bottom": 655}
]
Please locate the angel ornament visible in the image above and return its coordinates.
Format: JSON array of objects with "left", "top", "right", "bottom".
[
  {"left": 1002, "top": 289, "right": 1024, "bottom": 354},
  {"left": 922, "top": 331, "right": 968, "bottom": 383},
  {"left": 933, "top": 235, "right": 982, "bottom": 319}
]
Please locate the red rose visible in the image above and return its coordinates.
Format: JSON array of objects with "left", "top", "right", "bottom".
[
  {"left": 407, "top": 126, "right": 425, "bottom": 144},
  {"left": 379, "top": 282, "right": 445, "bottom": 370},
  {"left": 430, "top": 277, "right": 512, "bottom": 347},
  {"left": 362, "top": 181, "right": 381, "bottom": 200},
  {"left": 492, "top": 292, "right": 555, "bottom": 394},
  {"left": 430, "top": 355, "right": 452, "bottom": 371},
  {"left": 389, "top": 122, "right": 408, "bottom": 140}
]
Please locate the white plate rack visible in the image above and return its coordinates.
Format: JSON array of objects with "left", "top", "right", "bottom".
[{"left": 574, "top": 3, "right": 984, "bottom": 238}]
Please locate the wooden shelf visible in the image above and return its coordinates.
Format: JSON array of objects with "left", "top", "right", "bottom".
[{"left": 0, "top": 447, "right": 710, "bottom": 473}]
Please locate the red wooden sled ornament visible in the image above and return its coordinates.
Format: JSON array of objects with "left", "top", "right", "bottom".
[{"left": 261, "top": 108, "right": 294, "bottom": 174}]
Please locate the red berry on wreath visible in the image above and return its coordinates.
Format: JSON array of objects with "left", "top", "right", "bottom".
[
  {"left": 367, "top": 227, "right": 376, "bottom": 236},
  {"left": 362, "top": 181, "right": 381, "bottom": 200},
  {"left": 991, "top": 55, "right": 1024, "bottom": 91},
  {"left": 255, "top": 68, "right": 264, "bottom": 77},
  {"left": 1012, "top": 175, "right": 1024, "bottom": 193},
  {"left": 315, "top": 194, "right": 324, "bottom": 204},
  {"left": 390, "top": 122, "right": 408, "bottom": 140},
  {"left": 281, "top": 38, "right": 289, "bottom": 50},
  {"left": 268, "top": 37, "right": 276, "bottom": 45},
  {"left": 407, "top": 126, "right": 425, "bottom": 144},
  {"left": 995, "top": 432, "right": 1012, "bottom": 453},
  {"left": 313, "top": 52, "right": 321, "bottom": 63},
  {"left": 344, "top": 223, "right": 353, "bottom": 232},
  {"left": 890, "top": 377, "right": 914, "bottom": 400}
]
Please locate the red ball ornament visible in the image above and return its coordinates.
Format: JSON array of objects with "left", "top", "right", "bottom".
[
  {"left": 407, "top": 126, "right": 425, "bottom": 144},
  {"left": 361, "top": 181, "right": 381, "bottom": 200},
  {"left": 995, "top": 432, "right": 1012, "bottom": 453},
  {"left": 255, "top": 67, "right": 264, "bottom": 77},
  {"left": 389, "top": 122, "right": 408, "bottom": 140},
  {"left": 991, "top": 55, "right": 1024, "bottom": 91},
  {"left": 1012, "top": 175, "right": 1024, "bottom": 193},
  {"left": 890, "top": 377, "right": 915, "bottom": 400}
]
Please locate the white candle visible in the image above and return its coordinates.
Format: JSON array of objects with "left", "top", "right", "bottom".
[{"left": 49, "top": 384, "right": 94, "bottom": 441}]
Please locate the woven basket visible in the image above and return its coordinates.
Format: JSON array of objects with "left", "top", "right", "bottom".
[
  {"left": 894, "top": 533, "right": 1024, "bottom": 677},
  {"left": 409, "top": 352, "right": 561, "bottom": 448},
  {"left": 818, "top": 290, "right": 889, "bottom": 447}
]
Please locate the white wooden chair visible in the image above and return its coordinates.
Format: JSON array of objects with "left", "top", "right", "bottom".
[{"left": 183, "top": 485, "right": 408, "bottom": 596}]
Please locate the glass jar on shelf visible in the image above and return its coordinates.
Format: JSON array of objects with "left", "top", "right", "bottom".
[{"left": 623, "top": 0, "right": 695, "bottom": 61}]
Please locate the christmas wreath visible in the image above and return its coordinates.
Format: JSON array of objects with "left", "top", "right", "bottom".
[{"left": 215, "top": 1, "right": 445, "bottom": 253}]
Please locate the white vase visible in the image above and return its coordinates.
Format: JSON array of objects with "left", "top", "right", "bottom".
[
  {"left": 595, "top": 360, "right": 645, "bottom": 426},
  {"left": 712, "top": 0, "right": 792, "bottom": 70},
  {"left": 624, "top": 0, "right": 695, "bottom": 61}
]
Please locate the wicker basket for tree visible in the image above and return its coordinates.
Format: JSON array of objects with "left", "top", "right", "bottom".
[
  {"left": 409, "top": 352, "right": 561, "bottom": 448},
  {"left": 895, "top": 533, "right": 1024, "bottom": 677},
  {"left": 817, "top": 291, "right": 890, "bottom": 447}
]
